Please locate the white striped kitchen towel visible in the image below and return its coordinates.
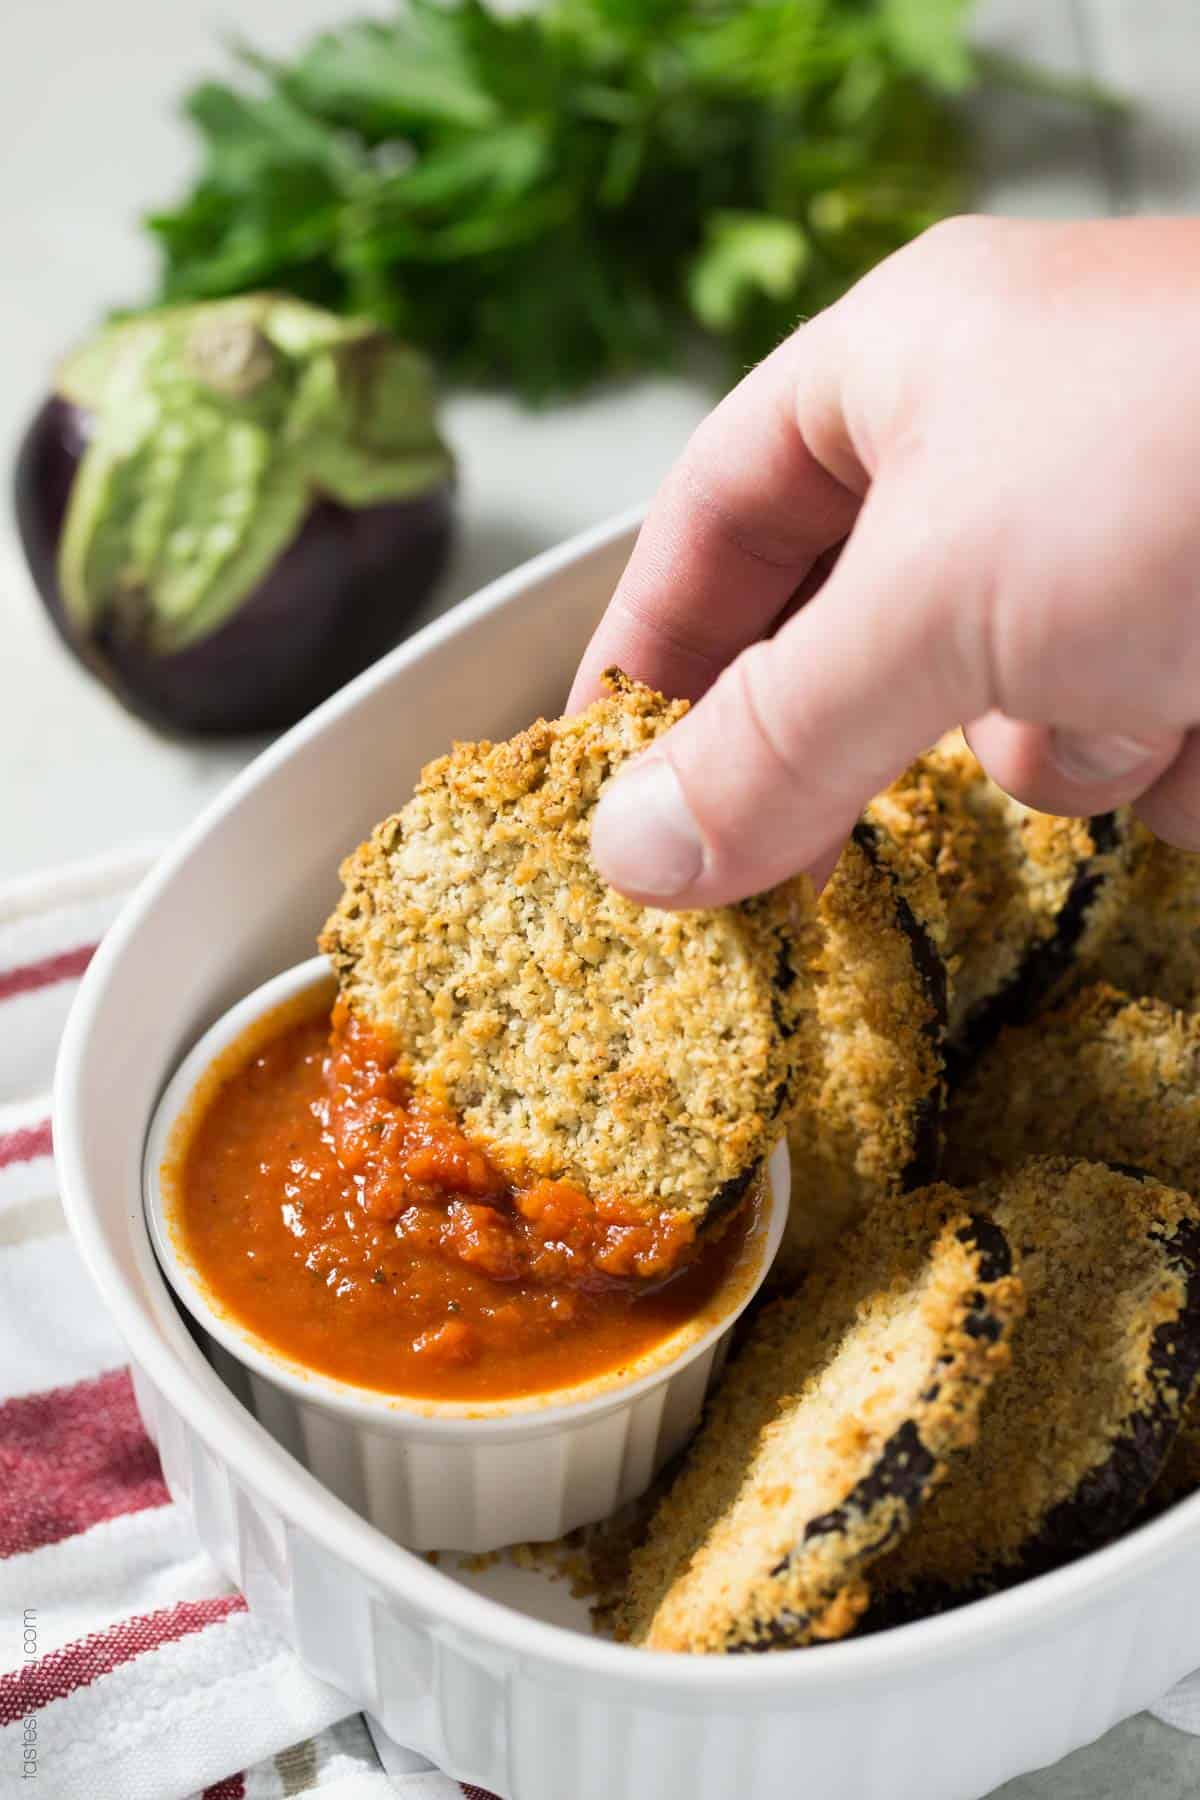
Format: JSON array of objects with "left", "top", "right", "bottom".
[{"left": 0, "top": 850, "right": 497, "bottom": 1800}]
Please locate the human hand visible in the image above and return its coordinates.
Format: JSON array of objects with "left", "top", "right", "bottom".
[{"left": 570, "top": 216, "right": 1200, "bottom": 907}]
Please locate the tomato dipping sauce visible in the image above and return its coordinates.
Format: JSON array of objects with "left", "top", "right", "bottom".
[{"left": 168, "top": 992, "right": 760, "bottom": 1402}]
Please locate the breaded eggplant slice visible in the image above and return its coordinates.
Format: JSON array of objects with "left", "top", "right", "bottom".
[
  {"left": 320, "top": 670, "right": 822, "bottom": 1224},
  {"left": 944, "top": 991, "right": 1200, "bottom": 1518},
  {"left": 780, "top": 819, "right": 948, "bottom": 1284},
  {"left": 871, "top": 731, "right": 1130, "bottom": 1071},
  {"left": 867, "top": 1158, "right": 1200, "bottom": 1618},
  {"left": 1078, "top": 821, "right": 1200, "bottom": 1011},
  {"left": 943, "top": 984, "right": 1200, "bottom": 1193},
  {"left": 615, "top": 1185, "right": 1021, "bottom": 1652}
]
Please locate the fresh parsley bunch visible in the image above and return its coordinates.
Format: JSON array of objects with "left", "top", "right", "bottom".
[{"left": 144, "top": 0, "right": 1014, "bottom": 400}]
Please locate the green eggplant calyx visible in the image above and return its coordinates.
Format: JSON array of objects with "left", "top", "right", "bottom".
[{"left": 54, "top": 295, "right": 454, "bottom": 654}]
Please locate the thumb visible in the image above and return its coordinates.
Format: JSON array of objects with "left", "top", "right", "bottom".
[{"left": 591, "top": 480, "right": 991, "bottom": 907}]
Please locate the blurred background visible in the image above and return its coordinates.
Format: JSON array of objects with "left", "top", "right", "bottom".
[{"left": 2, "top": 0, "right": 1197, "bottom": 879}]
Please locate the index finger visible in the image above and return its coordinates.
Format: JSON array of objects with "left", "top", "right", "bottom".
[{"left": 567, "top": 323, "right": 863, "bottom": 711}]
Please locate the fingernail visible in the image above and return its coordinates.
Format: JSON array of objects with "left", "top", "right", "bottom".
[
  {"left": 1048, "top": 730, "right": 1159, "bottom": 786},
  {"left": 592, "top": 758, "right": 705, "bottom": 897}
]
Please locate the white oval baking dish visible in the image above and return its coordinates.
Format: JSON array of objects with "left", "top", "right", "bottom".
[
  {"left": 56, "top": 507, "right": 1200, "bottom": 1800},
  {"left": 143, "top": 952, "right": 788, "bottom": 1552}
]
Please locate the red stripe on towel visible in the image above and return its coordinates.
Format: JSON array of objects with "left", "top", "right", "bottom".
[
  {"left": 0, "top": 1367, "right": 169, "bottom": 1558},
  {"left": 0, "top": 944, "right": 97, "bottom": 1003},
  {"left": 0, "top": 1118, "right": 52, "bottom": 1171},
  {"left": 0, "top": 1594, "right": 247, "bottom": 1722},
  {"left": 203, "top": 1778, "right": 247, "bottom": 1799}
]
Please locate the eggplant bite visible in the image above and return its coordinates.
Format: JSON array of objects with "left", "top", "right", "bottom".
[
  {"left": 943, "top": 983, "right": 1200, "bottom": 1195},
  {"left": 780, "top": 818, "right": 948, "bottom": 1286},
  {"left": 865, "top": 1158, "right": 1200, "bottom": 1621},
  {"left": 321, "top": 670, "right": 822, "bottom": 1229},
  {"left": 871, "top": 732, "right": 1132, "bottom": 1075},
  {"left": 615, "top": 1185, "right": 1021, "bottom": 1652},
  {"left": 944, "top": 985, "right": 1200, "bottom": 1515},
  {"left": 1076, "top": 822, "right": 1200, "bottom": 1012}
]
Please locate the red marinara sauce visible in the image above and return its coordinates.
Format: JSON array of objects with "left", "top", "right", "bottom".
[{"left": 170, "top": 992, "right": 760, "bottom": 1401}]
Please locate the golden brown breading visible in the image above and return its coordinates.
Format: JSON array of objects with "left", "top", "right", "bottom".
[
  {"left": 943, "top": 985, "right": 1200, "bottom": 1521},
  {"left": 615, "top": 1184, "right": 1021, "bottom": 1652},
  {"left": 320, "top": 671, "right": 822, "bottom": 1220},
  {"left": 1077, "top": 821, "right": 1200, "bottom": 1011},
  {"left": 943, "top": 983, "right": 1200, "bottom": 1193},
  {"left": 868, "top": 1158, "right": 1200, "bottom": 1610},
  {"left": 780, "top": 821, "right": 948, "bottom": 1285},
  {"left": 870, "top": 731, "right": 1130, "bottom": 1058}
]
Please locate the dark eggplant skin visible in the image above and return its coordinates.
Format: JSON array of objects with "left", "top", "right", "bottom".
[
  {"left": 727, "top": 1212, "right": 1016, "bottom": 1653},
  {"left": 851, "top": 819, "right": 949, "bottom": 1190},
  {"left": 13, "top": 394, "right": 454, "bottom": 737},
  {"left": 944, "top": 811, "right": 1128, "bottom": 1085},
  {"left": 857, "top": 1172, "right": 1200, "bottom": 1637}
]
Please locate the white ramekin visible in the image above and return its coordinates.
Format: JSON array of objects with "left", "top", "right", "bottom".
[
  {"left": 57, "top": 508, "right": 1200, "bottom": 1800},
  {"left": 144, "top": 953, "right": 788, "bottom": 1552}
]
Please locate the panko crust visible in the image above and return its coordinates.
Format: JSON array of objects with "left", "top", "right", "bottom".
[
  {"left": 1077, "top": 820, "right": 1200, "bottom": 1012},
  {"left": 943, "top": 982, "right": 1200, "bottom": 1194},
  {"left": 944, "top": 987, "right": 1200, "bottom": 1522},
  {"left": 867, "top": 1158, "right": 1200, "bottom": 1616},
  {"left": 615, "top": 1184, "right": 1021, "bottom": 1653},
  {"left": 320, "top": 670, "right": 822, "bottom": 1220},
  {"left": 780, "top": 819, "right": 948, "bottom": 1284},
  {"left": 871, "top": 730, "right": 1131, "bottom": 1067}
]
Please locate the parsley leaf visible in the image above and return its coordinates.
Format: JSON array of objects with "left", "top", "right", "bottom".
[
  {"left": 688, "top": 213, "right": 811, "bottom": 334},
  {"left": 142, "top": 0, "right": 1103, "bottom": 402}
]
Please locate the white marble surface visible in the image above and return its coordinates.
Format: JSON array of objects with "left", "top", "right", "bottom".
[{"left": 4, "top": 2, "right": 1200, "bottom": 1794}]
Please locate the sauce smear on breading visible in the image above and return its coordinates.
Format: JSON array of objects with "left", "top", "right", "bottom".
[{"left": 169, "top": 993, "right": 757, "bottom": 1401}]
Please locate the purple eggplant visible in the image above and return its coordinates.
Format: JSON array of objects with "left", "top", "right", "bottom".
[{"left": 13, "top": 298, "right": 455, "bottom": 737}]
